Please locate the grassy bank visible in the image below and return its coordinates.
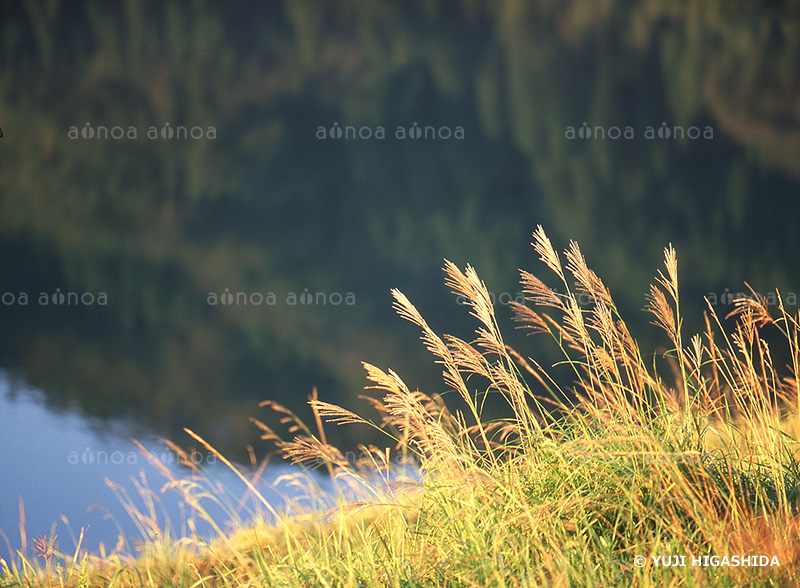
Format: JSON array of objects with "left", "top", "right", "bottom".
[{"left": 3, "top": 226, "right": 800, "bottom": 587}]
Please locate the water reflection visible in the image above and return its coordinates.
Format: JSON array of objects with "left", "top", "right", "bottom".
[{"left": 0, "top": 372, "right": 337, "bottom": 563}]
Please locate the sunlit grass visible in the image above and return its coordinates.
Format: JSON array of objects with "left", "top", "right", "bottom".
[{"left": 3, "top": 225, "right": 800, "bottom": 586}]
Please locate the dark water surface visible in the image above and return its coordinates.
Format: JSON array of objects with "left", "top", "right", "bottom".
[{"left": 1, "top": 0, "right": 799, "bottom": 561}]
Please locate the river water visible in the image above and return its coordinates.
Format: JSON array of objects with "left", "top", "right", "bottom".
[{"left": 0, "top": 372, "right": 346, "bottom": 564}]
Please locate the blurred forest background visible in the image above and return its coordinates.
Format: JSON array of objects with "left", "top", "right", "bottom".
[{"left": 1, "top": 0, "right": 799, "bottom": 458}]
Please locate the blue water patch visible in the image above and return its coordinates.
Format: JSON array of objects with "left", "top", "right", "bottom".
[{"left": 0, "top": 372, "right": 368, "bottom": 565}]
